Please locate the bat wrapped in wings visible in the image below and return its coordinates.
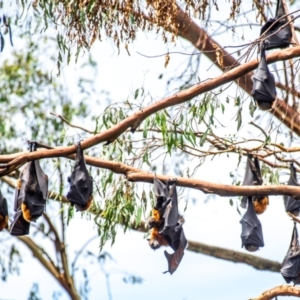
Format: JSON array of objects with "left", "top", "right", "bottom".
[
  {"left": 240, "top": 196, "right": 264, "bottom": 252},
  {"left": 260, "top": 0, "right": 291, "bottom": 50},
  {"left": 241, "top": 154, "right": 269, "bottom": 214},
  {"left": 284, "top": 163, "right": 300, "bottom": 216},
  {"left": 0, "top": 190, "right": 8, "bottom": 231},
  {"left": 281, "top": 222, "right": 300, "bottom": 284},
  {"left": 10, "top": 142, "right": 48, "bottom": 236},
  {"left": 148, "top": 178, "right": 187, "bottom": 274},
  {"left": 251, "top": 44, "right": 276, "bottom": 111},
  {"left": 66, "top": 142, "right": 93, "bottom": 211}
]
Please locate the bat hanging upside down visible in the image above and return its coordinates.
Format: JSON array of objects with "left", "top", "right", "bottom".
[
  {"left": 66, "top": 142, "right": 93, "bottom": 211},
  {"left": 241, "top": 154, "right": 269, "bottom": 215},
  {"left": 147, "top": 178, "right": 187, "bottom": 274},
  {"left": 10, "top": 141, "right": 48, "bottom": 236}
]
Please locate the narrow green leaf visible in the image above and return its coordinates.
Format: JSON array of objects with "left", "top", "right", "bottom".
[
  {"left": 235, "top": 107, "right": 242, "bottom": 131},
  {"left": 134, "top": 89, "right": 139, "bottom": 99}
]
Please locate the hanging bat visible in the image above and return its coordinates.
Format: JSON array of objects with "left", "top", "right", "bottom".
[
  {"left": 22, "top": 159, "right": 48, "bottom": 222},
  {"left": 284, "top": 163, "right": 300, "bottom": 216},
  {"left": 251, "top": 44, "right": 276, "bottom": 111},
  {"left": 260, "top": 0, "right": 291, "bottom": 50},
  {"left": 241, "top": 154, "right": 269, "bottom": 214},
  {"left": 281, "top": 222, "right": 300, "bottom": 284},
  {"left": 10, "top": 209, "right": 30, "bottom": 236},
  {"left": 67, "top": 142, "right": 93, "bottom": 211},
  {"left": 148, "top": 178, "right": 170, "bottom": 249},
  {"left": 148, "top": 178, "right": 187, "bottom": 274},
  {"left": 14, "top": 159, "right": 48, "bottom": 223},
  {"left": 240, "top": 196, "right": 264, "bottom": 252},
  {"left": 0, "top": 190, "right": 8, "bottom": 231}
]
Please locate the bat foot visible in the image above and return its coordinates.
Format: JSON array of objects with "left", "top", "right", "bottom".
[{"left": 167, "top": 178, "right": 177, "bottom": 185}]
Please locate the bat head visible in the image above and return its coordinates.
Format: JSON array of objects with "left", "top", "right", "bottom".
[
  {"left": 148, "top": 238, "right": 161, "bottom": 250},
  {"left": 245, "top": 245, "right": 259, "bottom": 252}
]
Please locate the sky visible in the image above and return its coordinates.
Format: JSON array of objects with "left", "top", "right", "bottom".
[{"left": 1, "top": 1, "right": 300, "bottom": 300}]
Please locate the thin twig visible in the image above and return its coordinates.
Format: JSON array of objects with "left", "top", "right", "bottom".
[{"left": 50, "top": 112, "right": 94, "bottom": 134}]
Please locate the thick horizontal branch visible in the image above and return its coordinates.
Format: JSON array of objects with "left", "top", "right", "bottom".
[
  {"left": 1, "top": 152, "right": 300, "bottom": 198},
  {"left": 187, "top": 241, "right": 281, "bottom": 272},
  {"left": 251, "top": 285, "right": 300, "bottom": 300}
]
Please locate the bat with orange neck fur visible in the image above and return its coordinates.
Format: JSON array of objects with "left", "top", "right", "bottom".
[
  {"left": 148, "top": 178, "right": 187, "bottom": 274},
  {"left": 241, "top": 154, "right": 269, "bottom": 215},
  {"left": 10, "top": 142, "right": 48, "bottom": 236}
]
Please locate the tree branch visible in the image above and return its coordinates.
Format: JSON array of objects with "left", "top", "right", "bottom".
[
  {"left": 187, "top": 241, "right": 281, "bottom": 272},
  {"left": 43, "top": 213, "right": 77, "bottom": 299},
  {"left": 2, "top": 152, "right": 300, "bottom": 198},
  {"left": 251, "top": 285, "right": 300, "bottom": 300},
  {"left": 16, "top": 236, "right": 80, "bottom": 300}
]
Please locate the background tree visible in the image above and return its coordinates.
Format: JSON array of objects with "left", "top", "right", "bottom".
[{"left": 1, "top": 0, "right": 300, "bottom": 299}]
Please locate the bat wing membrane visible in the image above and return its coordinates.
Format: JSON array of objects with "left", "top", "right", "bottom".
[{"left": 10, "top": 210, "right": 30, "bottom": 236}]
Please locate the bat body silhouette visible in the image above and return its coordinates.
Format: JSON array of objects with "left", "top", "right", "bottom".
[
  {"left": 281, "top": 222, "right": 300, "bottom": 284},
  {"left": 148, "top": 178, "right": 187, "bottom": 274},
  {"left": 0, "top": 190, "right": 8, "bottom": 231},
  {"left": 260, "top": 0, "right": 291, "bottom": 50},
  {"left": 240, "top": 197, "right": 264, "bottom": 252},
  {"left": 284, "top": 163, "right": 300, "bottom": 216},
  {"left": 251, "top": 45, "right": 276, "bottom": 110},
  {"left": 241, "top": 154, "right": 269, "bottom": 214},
  {"left": 10, "top": 142, "right": 48, "bottom": 235},
  {"left": 67, "top": 143, "right": 93, "bottom": 211},
  {"left": 21, "top": 160, "right": 48, "bottom": 222}
]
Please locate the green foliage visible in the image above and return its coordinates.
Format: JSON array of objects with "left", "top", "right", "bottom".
[{"left": 94, "top": 179, "right": 137, "bottom": 249}]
